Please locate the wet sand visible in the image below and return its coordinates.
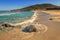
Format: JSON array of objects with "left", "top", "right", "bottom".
[
  {"left": 49, "top": 17, "right": 60, "bottom": 22},
  {"left": 0, "top": 11, "right": 60, "bottom": 40},
  {"left": 38, "top": 12, "right": 60, "bottom": 40}
]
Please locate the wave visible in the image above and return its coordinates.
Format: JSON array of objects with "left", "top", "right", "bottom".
[{"left": 0, "top": 13, "right": 17, "bottom": 16}]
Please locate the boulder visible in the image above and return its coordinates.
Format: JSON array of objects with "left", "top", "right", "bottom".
[
  {"left": 49, "top": 18, "right": 53, "bottom": 20},
  {"left": 22, "top": 25, "right": 36, "bottom": 32},
  {"left": 1, "top": 23, "right": 15, "bottom": 27}
]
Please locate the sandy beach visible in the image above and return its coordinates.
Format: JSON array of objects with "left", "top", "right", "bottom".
[
  {"left": 0, "top": 10, "right": 60, "bottom": 40},
  {"left": 42, "top": 10, "right": 60, "bottom": 15}
]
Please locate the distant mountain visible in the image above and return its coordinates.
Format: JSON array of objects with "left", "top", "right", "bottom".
[{"left": 11, "top": 4, "right": 60, "bottom": 12}]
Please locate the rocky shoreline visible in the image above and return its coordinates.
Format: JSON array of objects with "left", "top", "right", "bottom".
[{"left": 0, "top": 11, "right": 48, "bottom": 33}]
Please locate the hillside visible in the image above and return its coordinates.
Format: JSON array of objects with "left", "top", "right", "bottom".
[{"left": 11, "top": 4, "right": 60, "bottom": 12}]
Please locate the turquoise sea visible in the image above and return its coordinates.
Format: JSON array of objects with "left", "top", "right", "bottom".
[{"left": 0, "top": 11, "right": 34, "bottom": 24}]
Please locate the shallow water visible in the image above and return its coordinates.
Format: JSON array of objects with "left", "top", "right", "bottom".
[
  {"left": 0, "top": 11, "right": 60, "bottom": 40},
  {"left": 0, "top": 11, "right": 34, "bottom": 23}
]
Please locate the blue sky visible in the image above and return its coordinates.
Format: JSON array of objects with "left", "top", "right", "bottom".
[{"left": 0, "top": 0, "right": 60, "bottom": 10}]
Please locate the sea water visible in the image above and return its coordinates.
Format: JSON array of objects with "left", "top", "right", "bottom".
[{"left": 0, "top": 11, "right": 34, "bottom": 24}]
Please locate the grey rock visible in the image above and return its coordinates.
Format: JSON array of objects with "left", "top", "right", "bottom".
[
  {"left": 1, "top": 23, "right": 15, "bottom": 27},
  {"left": 22, "top": 25, "right": 36, "bottom": 32}
]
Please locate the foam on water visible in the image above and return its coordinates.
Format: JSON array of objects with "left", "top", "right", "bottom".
[
  {"left": 0, "top": 13, "right": 17, "bottom": 16},
  {"left": 0, "top": 11, "right": 34, "bottom": 23}
]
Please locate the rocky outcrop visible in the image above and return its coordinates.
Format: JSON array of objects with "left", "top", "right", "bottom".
[
  {"left": 22, "top": 25, "right": 36, "bottom": 32},
  {"left": 1, "top": 23, "right": 14, "bottom": 27},
  {"left": 0, "top": 22, "right": 15, "bottom": 30}
]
